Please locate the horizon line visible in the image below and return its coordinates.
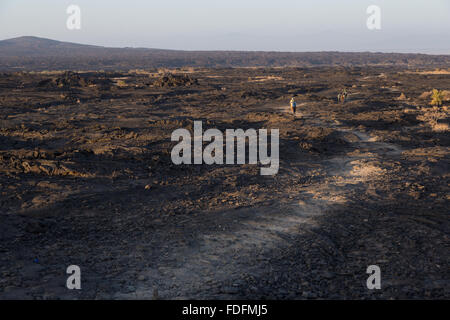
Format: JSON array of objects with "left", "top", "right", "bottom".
[{"left": 1, "top": 36, "right": 449, "bottom": 56}]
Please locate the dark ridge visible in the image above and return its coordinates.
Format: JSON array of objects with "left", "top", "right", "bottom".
[{"left": 0, "top": 36, "right": 449, "bottom": 71}]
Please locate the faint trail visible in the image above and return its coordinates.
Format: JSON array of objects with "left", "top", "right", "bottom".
[{"left": 124, "top": 102, "right": 403, "bottom": 299}]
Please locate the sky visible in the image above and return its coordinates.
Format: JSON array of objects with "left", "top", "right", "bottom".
[{"left": 0, "top": 0, "right": 449, "bottom": 53}]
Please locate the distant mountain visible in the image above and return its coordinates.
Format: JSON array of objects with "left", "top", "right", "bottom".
[
  {"left": 0, "top": 36, "right": 449, "bottom": 71},
  {"left": 0, "top": 36, "right": 160, "bottom": 57},
  {"left": 0, "top": 36, "right": 102, "bottom": 56}
]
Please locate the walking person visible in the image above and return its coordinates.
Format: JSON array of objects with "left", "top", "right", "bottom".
[
  {"left": 290, "top": 97, "right": 297, "bottom": 116},
  {"left": 338, "top": 88, "right": 348, "bottom": 103}
]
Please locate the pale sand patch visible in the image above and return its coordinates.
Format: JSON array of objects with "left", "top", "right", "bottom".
[
  {"left": 350, "top": 161, "right": 385, "bottom": 178},
  {"left": 248, "top": 76, "right": 284, "bottom": 82}
]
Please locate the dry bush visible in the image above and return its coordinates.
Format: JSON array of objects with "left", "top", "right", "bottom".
[
  {"left": 114, "top": 79, "right": 127, "bottom": 87},
  {"left": 417, "top": 105, "right": 449, "bottom": 132},
  {"left": 396, "top": 92, "right": 407, "bottom": 100},
  {"left": 419, "top": 89, "right": 449, "bottom": 102},
  {"left": 430, "top": 89, "right": 444, "bottom": 107}
]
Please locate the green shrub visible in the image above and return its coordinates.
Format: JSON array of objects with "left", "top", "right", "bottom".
[{"left": 430, "top": 89, "right": 443, "bottom": 107}]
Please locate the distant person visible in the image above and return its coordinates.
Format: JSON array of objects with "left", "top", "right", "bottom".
[
  {"left": 338, "top": 89, "right": 348, "bottom": 103},
  {"left": 290, "top": 97, "right": 297, "bottom": 116}
]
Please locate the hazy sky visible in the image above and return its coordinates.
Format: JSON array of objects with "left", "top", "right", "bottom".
[{"left": 1, "top": 0, "right": 449, "bottom": 53}]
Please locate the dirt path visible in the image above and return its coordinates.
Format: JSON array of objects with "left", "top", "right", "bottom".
[{"left": 114, "top": 102, "right": 405, "bottom": 299}]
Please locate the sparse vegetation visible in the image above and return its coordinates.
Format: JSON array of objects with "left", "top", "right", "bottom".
[
  {"left": 115, "top": 79, "right": 127, "bottom": 87},
  {"left": 417, "top": 105, "right": 449, "bottom": 132},
  {"left": 430, "top": 89, "right": 444, "bottom": 107},
  {"left": 396, "top": 92, "right": 407, "bottom": 100}
]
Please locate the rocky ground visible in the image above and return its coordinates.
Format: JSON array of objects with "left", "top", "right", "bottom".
[{"left": 0, "top": 67, "right": 449, "bottom": 299}]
